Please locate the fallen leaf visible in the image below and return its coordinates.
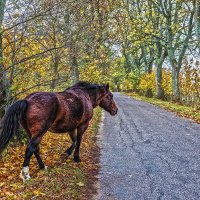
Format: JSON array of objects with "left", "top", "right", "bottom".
[
  {"left": 76, "top": 182, "right": 85, "bottom": 187},
  {"left": 0, "top": 182, "right": 5, "bottom": 187}
]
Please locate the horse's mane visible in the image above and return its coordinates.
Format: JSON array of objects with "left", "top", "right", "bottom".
[{"left": 66, "top": 81, "right": 100, "bottom": 91}]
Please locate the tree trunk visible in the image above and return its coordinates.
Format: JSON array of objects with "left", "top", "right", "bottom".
[
  {"left": 145, "top": 89, "right": 153, "bottom": 98},
  {"left": 0, "top": 32, "right": 5, "bottom": 116},
  {"left": 145, "top": 61, "right": 153, "bottom": 97},
  {"left": 51, "top": 56, "right": 59, "bottom": 89},
  {"left": 0, "top": 0, "right": 6, "bottom": 118},
  {"left": 195, "top": 0, "right": 200, "bottom": 54},
  {"left": 64, "top": 9, "right": 79, "bottom": 85},
  {"left": 171, "top": 66, "right": 180, "bottom": 102},
  {"left": 51, "top": 24, "right": 60, "bottom": 89},
  {"left": 167, "top": 39, "right": 181, "bottom": 102},
  {"left": 142, "top": 46, "right": 154, "bottom": 74},
  {"left": 71, "top": 55, "right": 79, "bottom": 84},
  {"left": 155, "top": 46, "right": 167, "bottom": 100},
  {"left": 155, "top": 63, "right": 164, "bottom": 99},
  {"left": 122, "top": 48, "right": 131, "bottom": 74},
  {"left": 166, "top": 2, "right": 194, "bottom": 102}
]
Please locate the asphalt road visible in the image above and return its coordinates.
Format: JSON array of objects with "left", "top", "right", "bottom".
[{"left": 96, "top": 93, "right": 200, "bottom": 200}]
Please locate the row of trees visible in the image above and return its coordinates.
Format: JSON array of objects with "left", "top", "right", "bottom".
[
  {"left": 0, "top": 0, "right": 199, "bottom": 118},
  {"left": 112, "top": 0, "right": 199, "bottom": 102},
  {"left": 0, "top": 0, "right": 113, "bottom": 118}
]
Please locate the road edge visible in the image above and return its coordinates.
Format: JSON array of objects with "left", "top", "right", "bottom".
[
  {"left": 85, "top": 112, "right": 105, "bottom": 200},
  {"left": 90, "top": 112, "right": 105, "bottom": 200},
  {"left": 125, "top": 92, "right": 200, "bottom": 124}
]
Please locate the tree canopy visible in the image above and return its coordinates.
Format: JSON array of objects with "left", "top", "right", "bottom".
[{"left": 0, "top": 0, "right": 199, "bottom": 117}]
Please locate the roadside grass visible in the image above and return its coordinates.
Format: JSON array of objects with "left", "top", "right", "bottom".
[
  {"left": 125, "top": 92, "right": 200, "bottom": 124},
  {"left": 0, "top": 107, "right": 102, "bottom": 200}
]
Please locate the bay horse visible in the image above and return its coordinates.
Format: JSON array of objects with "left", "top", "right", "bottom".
[{"left": 0, "top": 82, "right": 118, "bottom": 181}]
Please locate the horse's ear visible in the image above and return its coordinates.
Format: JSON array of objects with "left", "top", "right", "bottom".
[{"left": 105, "top": 83, "right": 109, "bottom": 91}]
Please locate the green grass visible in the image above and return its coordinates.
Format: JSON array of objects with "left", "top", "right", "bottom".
[{"left": 125, "top": 92, "right": 200, "bottom": 123}]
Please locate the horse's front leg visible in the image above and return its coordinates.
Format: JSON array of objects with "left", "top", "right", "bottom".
[
  {"left": 65, "top": 130, "right": 77, "bottom": 157},
  {"left": 74, "top": 122, "right": 89, "bottom": 162}
]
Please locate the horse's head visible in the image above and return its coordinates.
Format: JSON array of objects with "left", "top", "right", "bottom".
[{"left": 99, "top": 84, "right": 118, "bottom": 116}]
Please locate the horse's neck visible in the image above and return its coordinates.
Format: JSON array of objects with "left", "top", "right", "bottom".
[
  {"left": 88, "top": 90, "right": 105, "bottom": 108},
  {"left": 85, "top": 90, "right": 98, "bottom": 108},
  {"left": 66, "top": 88, "right": 100, "bottom": 108}
]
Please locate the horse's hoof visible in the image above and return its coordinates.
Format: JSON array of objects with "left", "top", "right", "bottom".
[
  {"left": 40, "top": 165, "right": 48, "bottom": 170},
  {"left": 21, "top": 167, "right": 31, "bottom": 182},
  {"left": 74, "top": 157, "right": 81, "bottom": 162},
  {"left": 66, "top": 152, "right": 70, "bottom": 158},
  {"left": 66, "top": 150, "right": 71, "bottom": 158}
]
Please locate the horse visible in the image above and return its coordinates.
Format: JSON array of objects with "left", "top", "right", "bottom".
[{"left": 0, "top": 81, "right": 118, "bottom": 181}]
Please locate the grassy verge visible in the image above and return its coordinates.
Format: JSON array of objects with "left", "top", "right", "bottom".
[
  {"left": 126, "top": 92, "right": 200, "bottom": 124},
  {"left": 0, "top": 107, "right": 102, "bottom": 200}
]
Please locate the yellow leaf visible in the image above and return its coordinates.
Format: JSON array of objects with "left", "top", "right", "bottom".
[
  {"left": 33, "top": 190, "right": 45, "bottom": 196},
  {"left": 0, "top": 182, "right": 5, "bottom": 187},
  {"left": 76, "top": 182, "right": 85, "bottom": 187}
]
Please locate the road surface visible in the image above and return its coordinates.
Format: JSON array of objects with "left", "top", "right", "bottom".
[{"left": 96, "top": 93, "right": 200, "bottom": 200}]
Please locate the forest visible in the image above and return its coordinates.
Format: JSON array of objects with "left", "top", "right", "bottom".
[
  {"left": 0, "top": 0, "right": 199, "bottom": 119},
  {"left": 0, "top": 1, "right": 200, "bottom": 199}
]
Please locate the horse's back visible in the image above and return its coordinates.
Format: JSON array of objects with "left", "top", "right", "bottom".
[
  {"left": 25, "top": 92, "right": 59, "bottom": 112},
  {"left": 49, "top": 90, "right": 93, "bottom": 133},
  {"left": 22, "top": 90, "right": 93, "bottom": 134}
]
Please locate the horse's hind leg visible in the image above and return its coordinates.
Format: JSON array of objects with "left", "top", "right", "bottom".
[
  {"left": 21, "top": 120, "right": 46, "bottom": 170},
  {"left": 66, "top": 130, "right": 76, "bottom": 157},
  {"left": 21, "top": 136, "right": 43, "bottom": 181}
]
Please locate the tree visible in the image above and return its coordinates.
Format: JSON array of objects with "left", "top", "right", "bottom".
[
  {"left": 147, "top": 0, "right": 195, "bottom": 101},
  {"left": 195, "top": 0, "right": 200, "bottom": 53},
  {"left": 165, "top": 1, "right": 195, "bottom": 101},
  {"left": 0, "top": 0, "right": 6, "bottom": 117}
]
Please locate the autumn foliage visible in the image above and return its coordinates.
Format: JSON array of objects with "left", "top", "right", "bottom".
[
  {"left": 0, "top": 108, "right": 101, "bottom": 199},
  {"left": 121, "top": 65, "right": 200, "bottom": 106}
]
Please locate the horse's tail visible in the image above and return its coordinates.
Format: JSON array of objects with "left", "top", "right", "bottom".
[{"left": 0, "top": 100, "right": 28, "bottom": 154}]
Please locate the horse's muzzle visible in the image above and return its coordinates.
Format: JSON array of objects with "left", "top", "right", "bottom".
[{"left": 110, "top": 108, "right": 118, "bottom": 116}]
